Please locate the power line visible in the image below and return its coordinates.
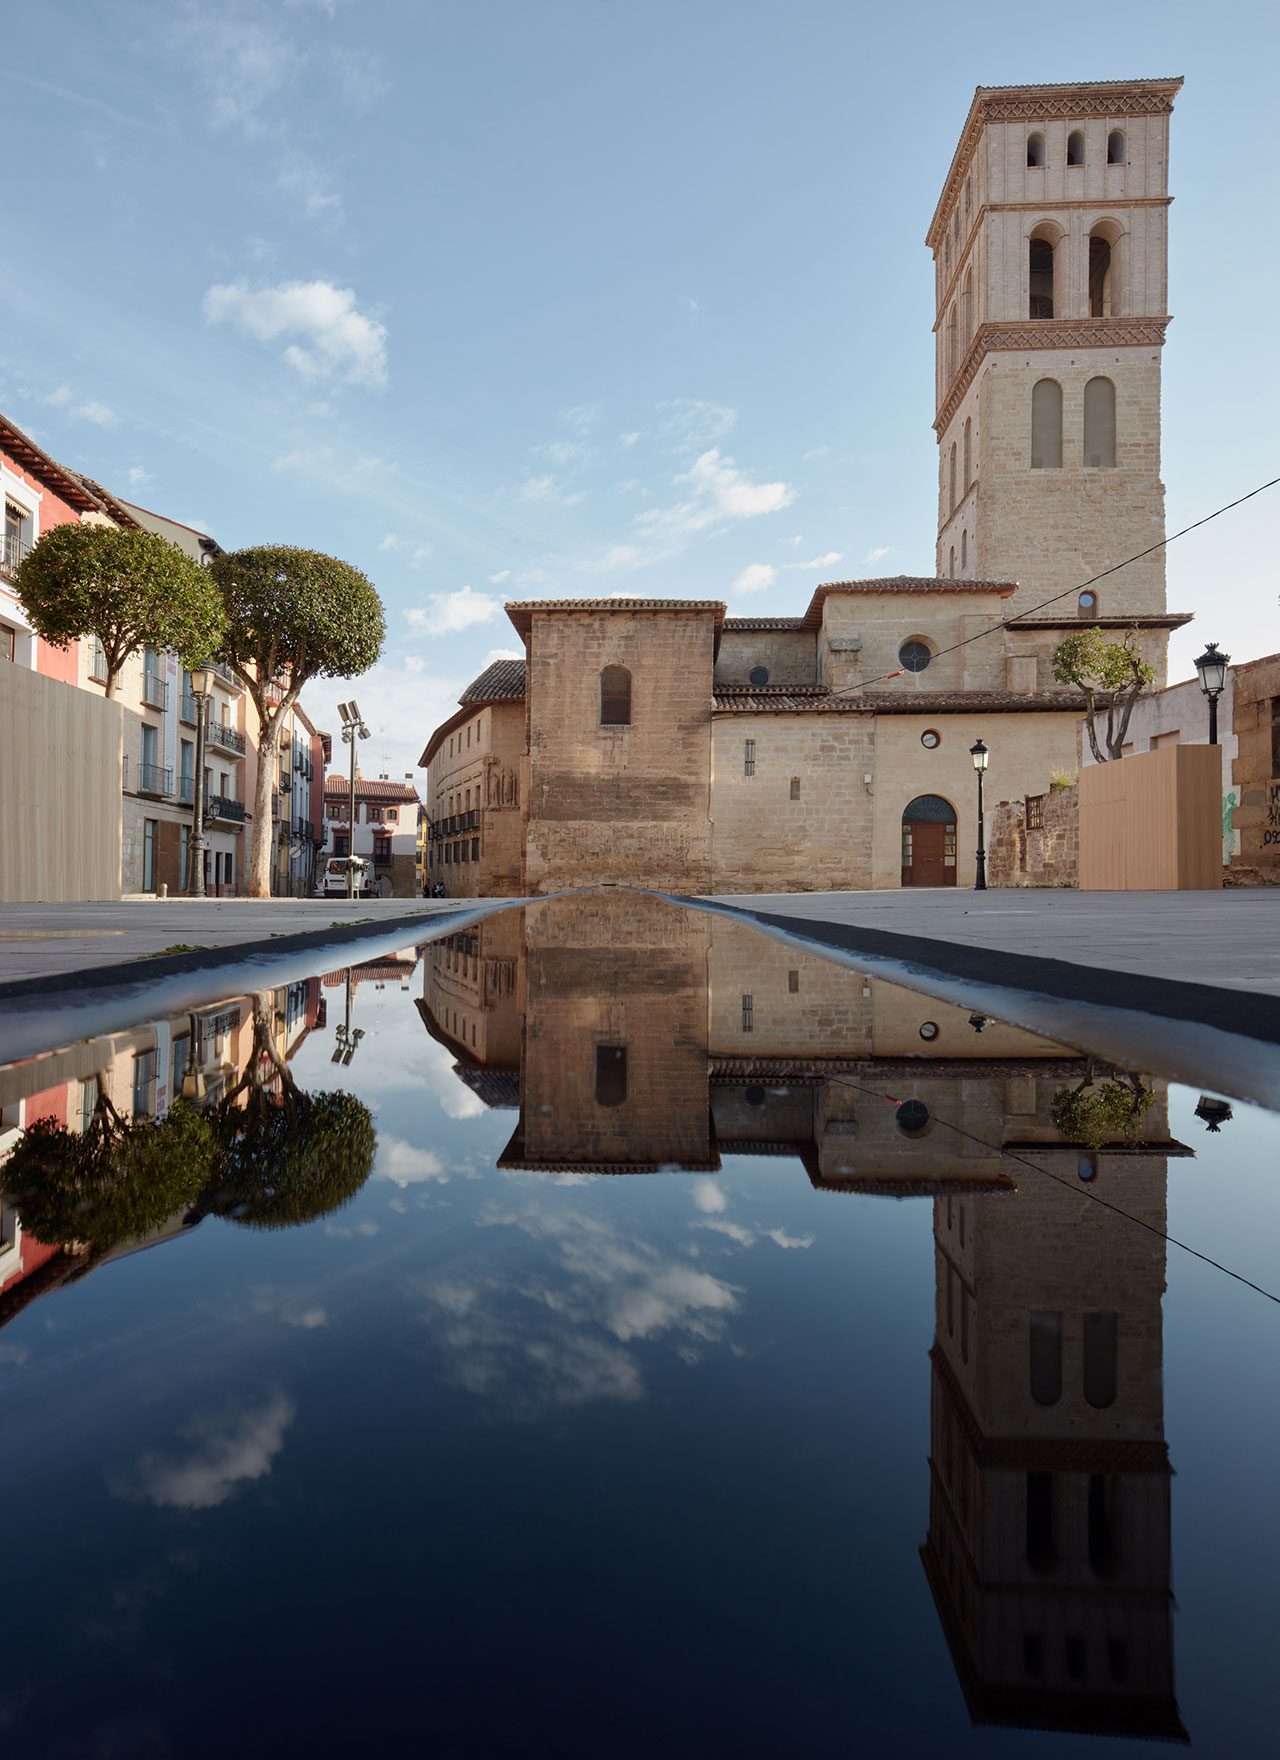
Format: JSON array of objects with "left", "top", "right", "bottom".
[
  {"left": 826, "top": 1075, "right": 1280, "bottom": 1307},
  {"left": 829, "top": 473, "right": 1280, "bottom": 700}
]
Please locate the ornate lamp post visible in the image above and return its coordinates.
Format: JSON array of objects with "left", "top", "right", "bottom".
[
  {"left": 970, "top": 738, "right": 989, "bottom": 892},
  {"left": 187, "top": 666, "right": 212, "bottom": 897},
  {"left": 331, "top": 968, "right": 366, "bottom": 1066},
  {"left": 1193, "top": 642, "right": 1230, "bottom": 745},
  {"left": 337, "top": 700, "right": 370, "bottom": 899}
]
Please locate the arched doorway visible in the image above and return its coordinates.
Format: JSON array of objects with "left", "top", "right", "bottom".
[{"left": 902, "top": 795, "right": 957, "bottom": 887}]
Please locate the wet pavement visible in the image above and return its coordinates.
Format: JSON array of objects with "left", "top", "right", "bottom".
[{"left": 0, "top": 892, "right": 1277, "bottom": 1757}]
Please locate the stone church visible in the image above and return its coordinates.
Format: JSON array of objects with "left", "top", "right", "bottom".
[{"left": 421, "top": 77, "right": 1189, "bottom": 896}]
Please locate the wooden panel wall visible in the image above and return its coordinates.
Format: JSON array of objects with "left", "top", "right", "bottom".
[
  {"left": 1079, "top": 744, "right": 1222, "bottom": 890},
  {"left": 0, "top": 665, "right": 123, "bottom": 901}
]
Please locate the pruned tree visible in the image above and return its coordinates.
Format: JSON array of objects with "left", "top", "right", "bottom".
[
  {"left": 200, "top": 996, "right": 376, "bottom": 1229},
  {"left": 212, "top": 546, "right": 385, "bottom": 898},
  {"left": 15, "top": 522, "right": 224, "bottom": 700},
  {"left": 0, "top": 1081, "right": 217, "bottom": 1252},
  {"left": 1051, "top": 1066, "right": 1156, "bottom": 1150},
  {"left": 1052, "top": 627, "right": 1155, "bottom": 763}
]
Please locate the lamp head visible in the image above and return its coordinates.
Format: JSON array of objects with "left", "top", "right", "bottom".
[
  {"left": 337, "top": 702, "right": 351, "bottom": 724},
  {"left": 348, "top": 700, "right": 363, "bottom": 725},
  {"left": 1193, "top": 642, "right": 1229, "bottom": 698},
  {"left": 188, "top": 665, "right": 213, "bottom": 696},
  {"left": 970, "top": 738, "right": 989, "bottom": 772}
]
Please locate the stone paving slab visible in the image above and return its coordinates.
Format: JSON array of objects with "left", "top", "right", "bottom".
[{"left": 704, "top": 887, "right": 1280, "bottom": 997}]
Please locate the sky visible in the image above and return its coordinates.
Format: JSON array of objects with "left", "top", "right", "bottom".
[{"left": 4, "top": 0, "right": 1277, "bottom": 778}]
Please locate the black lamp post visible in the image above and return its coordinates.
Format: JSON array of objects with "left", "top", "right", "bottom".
[
  {"left": 337, "top": 700, "right": 370, "bottom": 899},
  {"left": 187, "top": 666, "right": 212, "bottom": 897},
  {"left": 1193, "top": 642, "right": 1230, "bottom": 745},
  {"left": 970, "top": 738, "right": 989, "bottom": 891}
]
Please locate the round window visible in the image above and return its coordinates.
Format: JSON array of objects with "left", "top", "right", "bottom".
[
  {"left": 918, "top": 1022, "right": 940, "bottom": 1043},
  {"left": 1078, "top": 591, "right": 1098, "bottom": 618},
  {"left": 899, "top": 640, "right": 932, "bottom": 674},
  {"left": 896, "top": 1098, "right": 931, "bottom": 1134},
  {"left": 921, "top": 729, "right": 940, "bottom": 750},
  {"left": 1078, "top": 1157, "right": 1097, "bottom": 1182},
  {"left": 745, "top": 1083, "right": 767, "bottom": 1107},
  {"left": 748, "top": 666, "right": 770, "bottom": 687}
]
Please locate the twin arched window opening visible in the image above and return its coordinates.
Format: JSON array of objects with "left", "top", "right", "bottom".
[
  {"left": 1031, "top": 376, "right": 1115, "bottom": 469},
  {"left": 1029, "top": 226, "right": 1119, "bottom": 321},
  {"left": 599, "top": 665, "right": 631, "bottom": 726}
]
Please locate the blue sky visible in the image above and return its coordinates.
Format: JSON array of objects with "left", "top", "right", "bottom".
[{"left": 4, "top": 0, "right": 1277, "bottom": 775}]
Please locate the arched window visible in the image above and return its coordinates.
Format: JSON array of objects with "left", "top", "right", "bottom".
[
  {"left": 1083, "top": 376, "right": 1116, "bottom": 468},
  {"left": 948, "top": 442, "right": 957, "bottom": 512},
  {"left": 947, "top": 304, "right": 958, "bottom": 380},
  {"left": 963, "top": 416, "right": 972, "bottom": 487},
  {"left": 1078, "top": 590, "right": 1099, "bottom": 619},
  {"left": 1029, "top": 237, "right": 1054, "bottom": 318},
  {"left": 1067, "top": 129, "right": 1085, "bottom": 166},
  {"left": 1029, "top": 1310, "right": 1063, "bottom": 1405},
  {"left": 599, "top": 665, "right": 631, "bottom": 725},
  {"left": 1027, "top": 132, "right": 1046, "bottom": 168},
  {"left": 1031, "top": 378, "right": 1063, "bottom": 469},
  {"left": 1026, "top": 1472, "right": 1055, "bottom": 1571},
  {"left": 1089, "top": 1474, "right": 1118, "bottom": 1578},
  {"left": 960, "top": 529, "right": 968, "bottom": 573},
  {"left": 962, "top": 267, "right": 973, "bottom": 343},
  {"left": 944, "top": 233, "right": 951, "bottom": 269},
  {"left": 1089, "top": 234, "right": 1113, "bottom": 316},
  {"left": 964, "top": 177, "right": 972, "bottom": 214},
  {"left": 1107, "top": 129, "right": 1126, "bottom": 165},
  {"left": 594, "top": 1044, "right": 627, "bottom": 1107},
  {"left": 948, "top": 545, "right": 956, "bottom": 579},
  {"left": 1083, "top": 1311, "right": 1117, "bottom": 1407}
]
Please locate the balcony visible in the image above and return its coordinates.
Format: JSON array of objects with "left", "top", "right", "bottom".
[
  {"left": 206, "top": 796, "right": 246, "bottom": 825},
  {"left": 137, "top": 762, "right": 173, "bottom": 798},
  {"left": 178, "top": 772, "right": 195, "bottom": 805},
  {"left": 428, "top": 809, "right": 480, "bottom": 842},
  {"left": 142, "top": 672, "right": 168, "bottom": 711},
  {"left": 207, "top": 720, "right": 246, "bottom": 755},
  {"left": 180, "top": 693, "right": 198, "bottom": 725},
  {"left": 0, "top": 532, "right": 30, "bottom": 582},
  {"left": 373, "top": 853, "right": 394, "bottom": 868}
]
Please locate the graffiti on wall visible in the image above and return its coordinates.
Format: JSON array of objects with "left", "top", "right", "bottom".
[{"left": 1265, "top": 782, "right": 1280, "bottom": 850}]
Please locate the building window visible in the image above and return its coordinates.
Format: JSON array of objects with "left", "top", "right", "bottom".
[
  {"left": 788, "top": 970, "right": 799, "bottom": 994},
  {"left": 334, "top": 833, "right": 349, "bottom": 858},
  {"left": 1083, "top": 376, "right": 1116, "bottom": 468},
  {"left": 328, "top": 801, "right": 346, "bottom": 819},
  {"left": 132, "top": 1049, "right": 157, "bottom": 1119},
  {"left": 367, "top": 805, "right": 383, "bottom": 822},
  {"left": 594, "top": 1045, "right": 627, "bottom": 1107},
  {"left": 964, "top": 177, "right": 971, "bottom": 214},
  {"left": 948, "top": 545, "right": 955, "bottom": 579},
  {"left": 600, "top": 665, "right": 631, "bottom": 726},
  {"left": 1066, "top": 129, "right": 1085, "bottom": 166},
  {"left": 1029, "top": 1311, "right": 1063, "bottom": 1405},
  {"left": 142, "top": 818, "right": 157, "bottom": 890},
  {"left": 1089, "top": 1475, "right": 1117, "bottom": 1578},
  {"left": 1026, "top": 132, "right": 1045, "bottom": 168},
  {"left": 90, "top": 635, "right": 108, "bottom": 683},
  {"left": 749, "top": 666, "right": 770, "bottom": 687},
  {"left": 921, "top": 729, "right": 940, "bottom": 749},
  {"left": 963, "top": 417, "right": 972, "bottom": 488},
  {"left": 1107, "top": 129, "right": 1126, "bottom": 165},
  {"left": 1083, "top": 1311, "right": 1118, "bottom": 1408},
  {"left": 744, "top": 739, "right": 756, "bottom": 777},
  {"left": 471, "top": 837, "right": 480, "bottom": 861},
  {"left": 919, "top": 1022, "right": 939, "bottom": 1042},
  {"left": 947, "top": 305, "right": 958, "bottom": 381},
  {"left": 1029, "top": 237, "right": 1054, "bottom": 318},
  {"left": 962, "top": 267, "right": 973, "bottom": 343},
  {"left": 386, "top": 808, "right": 398, "bottom": 823},
  {"left": 1026, "top": 1472, "right": 1055, "bottom": 1571},
  {"left": 960, "top": 529, "right": 968, "bottom": 572},
  {"left": 1031, "top": 378, "right": 1063, "bottom": 469},
  {"left": 1089, "top": 232, "right": 1114, "bottom": 316},
  {"left": 898, "top": 639, "right": 932, "bottom": 674},
  {"left": 180, "top": 825, "right": 190, "bottom": 891},
  {"left": 1078, "top": 590, "right": 1099, "bottom": 619},
  {"left": 741, "top": 994, "right": 753, "bottom": 1032},
  {"left": 949, "top": 442, "right": 957, "bottom": 512},
  {"left": 373, "top": 835, "right": 391, "bottom": 863},
  {"left": 789, "top": 777, "right": 801, "bottom": 800}
]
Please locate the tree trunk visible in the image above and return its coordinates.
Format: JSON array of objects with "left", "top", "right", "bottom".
[{"left": 250, "top": 706, "right": 281, "bottom": 900}]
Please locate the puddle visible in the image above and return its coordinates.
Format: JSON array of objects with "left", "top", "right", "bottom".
[{"left": 0, "top": 892, "right": 1276, "bottom": 1756}]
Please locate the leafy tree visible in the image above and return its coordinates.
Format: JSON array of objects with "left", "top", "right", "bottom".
[
  {"left": 15, "top": 523, "right": 224, "bottom": 700},
  {"left": 1051, "top": 1067, "right": 1156, "bottom": 1150},
  {"left": 1052, "top": 627, "right": 1155, "bottom": 764},
  {"left": 1, "top": 1084, "right": 217, "bottom": 1252},
  {"left": 212, "top": 546, "right": 384, "bottom": 898},
  {"left": 200, "top": 997, "right": 376, "bottom": 1229}
]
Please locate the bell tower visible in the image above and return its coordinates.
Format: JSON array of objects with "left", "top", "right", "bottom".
[{"left": 929, "top": 79, "right": 1185, "bottom": 679}]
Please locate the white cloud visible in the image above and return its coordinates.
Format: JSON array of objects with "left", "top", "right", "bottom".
[
  {"left": 379, "top": 533, "right": 432, "bottom": 566},
  {"left": 785, "top": 551, "right": 843, "bottom": 571},
  {"left": 204, "top": 279, "right": 387, "bottom": 387},
  {"left": 862, "top": 546, "right": 891, "bottom": 566},
  {"left": 695, "top": 1218, "right": 757, "bottom": 1247},
  {"left": 326, "top": 1220, "right": 379, "bottom": 1238},
  {"left": 112, "top": 1395, "right": 296, "bottom": 1509},
  {"left": 537, "top": 440, "right": 589, "bottom": 466},
  {"left": 597, "top": 450, "right": 793, "bottom": 573},
  {"left": 169, "top": 10, "right": 297, "bottom": 138},
  {"left": 277, "top": 154, "right": 344, "bottom": 224},
  {"left": 288, "top": 1305, "right": 329, "bottom": 1327},
  {"left": 765, "top": 1228, "right": 814, "bottom": 1250},
  {"left": 44, "top": 386, "right": 72, "bottom": 407},
  {"left": 332, "top": 47, "right": 388, "bottom": 107},
  {"left": 126, "top": 466, "right": 152, "bottom": 489},
  {"left": 0, "top": 1343, "right": 29, "bottom": 1367},
  {"left": 562, "top": 403, "right": 600, "bottom": 432},
  {"left": 620, "top": 431, "right": 641, "bottom": 447},
  {"left": 483, "top": 647, "right": 523, "bottom": 664},
  {"left": 733, "top": 563, "right": 776, "bottom": 595},
  {"left": 519, "top": 474, "right": 586, "bottom": 508},
  {"left": 44, "top": 386, "right": 116, "bottom": 425},
  {"left": 803, "top": 445, "right": 831, "bottom": 461},
  {"left": 377, "top": 1135, "right": 450, "bottom": 1187},
  {"left": 656, "top": 399, "right": 736, "bottom": 452},
  {"left": 488, "top": 569, "right": 510, "bottom": 583},
  {"left": 273, "top": 446, "right": 334, "bottom": 473},
  {"left": 406, "top": 585, "right": 500, "bottom": 635},
  {"left": 300, "top": 657, "right": 456, "bottom": 785},
  {"left": 690, "top": 1176, "right": 726, "bottom": 1214}
]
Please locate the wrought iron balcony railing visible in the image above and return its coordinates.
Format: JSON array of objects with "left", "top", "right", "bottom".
[
  {"left": 428, "top": 809, "right": 480, "bottom": 842},
  {"left": 142, "top": 671, "right": 168, "bottom": 711},
  {"left": 137, "top": 762, "right": 173, "bottom": 797},
  {"left": 206, "top": 795, "right": 246, "bottom": 824},
  {"left": 178, "top": 773, "right": 195, "bottom": 805},
  {"left": 207, "top": 720, "right": 246, "bottom": 754},
  {"left": 0, "top": 532, "right": 30, "bottom": 580}
]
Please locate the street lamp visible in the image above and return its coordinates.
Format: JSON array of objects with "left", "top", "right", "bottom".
[
  {"left": 187, "top": 665, "right": 213, "bottom": 897},
  {"left": 970, "top": 738, "right": 989, "bottom": 892},
  {"left": 337, "top": 700, "right": 370, "bottom": 900},
  {"left": 1193, "top": 642, "right": 1230, "bottom": 745},
  {"left": 331, "top": 969, "right": 365, "bottom": 1066}
]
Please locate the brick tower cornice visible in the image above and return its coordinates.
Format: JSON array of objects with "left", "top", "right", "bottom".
[
  {"left": 927, "top": 76, "right": 1184, "bottom": 247},
  {"left": 934, "top": 315, "right": 1171, "bottom": 433}
]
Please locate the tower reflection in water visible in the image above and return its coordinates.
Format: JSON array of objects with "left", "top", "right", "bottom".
[{"left": 420, "top": 892, "right": 1187, "bottom": 1743}]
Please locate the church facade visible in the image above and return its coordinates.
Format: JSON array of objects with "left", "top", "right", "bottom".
[{"left": 421, "top": 78, "right": 1190, "bottom": 897}]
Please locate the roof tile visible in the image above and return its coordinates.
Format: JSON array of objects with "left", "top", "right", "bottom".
[{"left": 459, "top": 658, "right": 526, "bottom": 703}]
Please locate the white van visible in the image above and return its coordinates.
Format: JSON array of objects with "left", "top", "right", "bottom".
[{"left": 315, "top": 856, "right": 373, "bottom": 897}]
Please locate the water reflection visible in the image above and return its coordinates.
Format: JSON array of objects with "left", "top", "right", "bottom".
[{"left": 419, "top": 892, "right": 1189, "bottom": 1740}]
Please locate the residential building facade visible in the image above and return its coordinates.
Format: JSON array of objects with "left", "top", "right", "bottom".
[{"left": 322, "top": 772, "right": 420, "bottom": 896}]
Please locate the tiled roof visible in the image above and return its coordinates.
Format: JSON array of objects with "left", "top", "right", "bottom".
[
  {"left": 722, "top": 617, "right": 806, "bottom": 631},
  {"left": 459, "top": 658, "right": 526, "bottom": 702},
  {"left": 323, "top": 776, "right": 419, "bottom": 800},
  {"left": 0, "top": 412, "right": 141, "bottom": 523},
  {"left": 1005, "top": 614, "right": 1193, "bottom": 630},
  {"left": 712, "top": 688, "right": 1093, "bottom": 714},
  {"left": 506, "top": 597, "right": 726, "bottom": 638},
  {"left": 802, "top": 577, "right": 1017, "bottom": 630}
]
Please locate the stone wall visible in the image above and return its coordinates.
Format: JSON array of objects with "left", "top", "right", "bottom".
[
  {"left": 987, "top": 781, "right": 1078, "bottom": 887},
  {"left": 715, "top": 628, "right": 816, "bottom": 689},
  {"left": 1229, "top": 653, "right": 1280, "bottom": 881}
]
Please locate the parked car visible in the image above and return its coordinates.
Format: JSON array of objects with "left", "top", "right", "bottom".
[{"left": 315, "top": 856, "right": 373, "bottom": 897}]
